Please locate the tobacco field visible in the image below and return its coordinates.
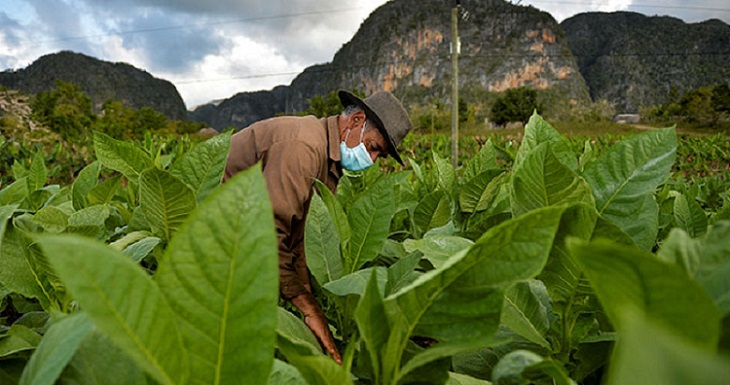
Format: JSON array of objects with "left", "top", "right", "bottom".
[{"left": 0, "top": 113, "right": 729, "bottom": 384}]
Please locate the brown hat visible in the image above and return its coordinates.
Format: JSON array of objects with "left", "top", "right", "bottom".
[{"left": 338, "top": 90, "right": 412, "bottom": 165}]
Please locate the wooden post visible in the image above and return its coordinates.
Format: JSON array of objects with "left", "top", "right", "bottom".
[{"left": 451, "top": 3, "right": 460, "bottom": 168}]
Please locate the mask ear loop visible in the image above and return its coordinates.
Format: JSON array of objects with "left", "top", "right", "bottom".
[{"left": 359, "top": 121, "right": 367, "bottom": 143}]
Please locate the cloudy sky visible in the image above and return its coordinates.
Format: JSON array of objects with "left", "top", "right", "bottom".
[{"left": 1, "top": 0, "right": 728, "bottom": 109}]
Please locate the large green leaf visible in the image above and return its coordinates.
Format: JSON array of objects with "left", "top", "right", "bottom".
[
  {"left": 93, "top": 131, "right": 153, "bottom": 182},
  {"left": 32, "top": 206, "right": 69, "bottom": 233},
  {"left": 71, "top": 161, "right": 101, "bottom": 210},
  {"left": 155, "top": 165, "right": 278, "bottom": 385},
  {"left": 570, "top": 239, "right": 720, "bottom": 351},
  {"left": 268, "top": 359, "right": 308, "bottom": 385},
  {"left": 433, "top": 150, "right": 457, "bottom": 197},
  {"left": 305, "top": 192, "right": 343, "bottom": 285},
  {"left": 26, "top": 152, "right": 47, "bottom": 193},
  {"left": 492, "top": 349, "right": 576, "bottom": 385},
  {"left": 19, "top": 313, "right": 93, "bottom": 385},
  {"left": 461, "top": 138, "right": 499, "bottom": 182},
  {"left": 0, "top": 225, "right": 53, "bottom": 309},
  {"left": 58, "top": 328, "right": 152, "bottom": 385},
  {"left": 582, "top": 127, "right": 676, "bottom": 250},
  {"left": 347, "top": 176, "right": 395, "bottom": 272},
  {"left": 170, "top": 132, "right": 231, "bottom": 202},
  {"left": 403, "top": 235, "right": 473, "bottom": 269},
  {"left": 459, "top": 169, "right": 504, "bottom": 214},
  {"left": 276, "top": 308, "right": 322, "bottom": 357},
  {"left": 673, "top": 193, "right": 708, "bottom": 238},
  {"left": 314, "top": 180, "right": 350, "bottom": 263},
  {"left": 0, "top": 178, "right": 28, "bottom": 206},
  {"left": 608, "top": 309, "right": 730, "bottom": 385},
  {"left": 659, "top": 222, "right": 730, "bottom": 316},
  {"left": 511, "top": 143, "right": 594, "bottom": 217},
  {"left": 516, "top": 112, "right": 577, "bottom": 171},
  {"left": 139, "top": 168, "right": 196, "bottom": 242},
  {"left": 38, "top": 235, "right": 188, "bottom": 385},
  {"left": 0, "top": 324, "right": 41, "bottom": 358},
  {"left": 87, "top": 175, "right": 121, "bottom": 206},
  {"left": 363, "top": 206, "right": 566, "bottom": 384},
  {"left": 501, "top": 280, "right": 553, "bottom": 349},
  {"left": 413, "top": 190, "right": 451, "bottom": 238}
]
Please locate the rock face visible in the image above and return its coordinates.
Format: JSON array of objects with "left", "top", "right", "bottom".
[
  {"left": 188, "top": 86, "right": 289, "bottom": 131},
  {"left": 562, "top": 12, "right": 730, "bottom": 112},
  {"left": 195, "top": 0, "right": 590, "bottom": 130},
  {"left": 0, "top": 51, "right": 188, "bottom": 120}
]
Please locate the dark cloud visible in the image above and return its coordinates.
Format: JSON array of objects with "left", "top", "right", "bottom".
[
  {"left": 0, "top": 12, "right": 23, "bottom": 47},
  {"left": 114, "top": 11, "right": 223, "bottom": 73},
  {"left": 626, "top": 0, "right": 730, "bottom": 23}
]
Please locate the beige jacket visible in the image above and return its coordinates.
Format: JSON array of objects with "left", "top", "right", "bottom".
[{"left": 224, "top": 115, "right": 342, "bottom": 299}]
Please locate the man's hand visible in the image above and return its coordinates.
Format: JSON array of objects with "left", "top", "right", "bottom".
[{"left": 290, "top": 292, "right": 342, "bottom": 365}]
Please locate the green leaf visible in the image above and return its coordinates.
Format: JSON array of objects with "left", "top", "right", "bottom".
[
  {"left": 659, "top": 222, "right": 730, "bottom": 316},
  {"left": 38, "top": 235, "right": 188, "bottom": 385},
  {"left": 282, "top": 355, "right": 354, "bottom": 385},
  {"left": 87, "top": 175, "right": 121, "bottom": 206},
  {"left": 93, "top": 131, "right": 153, "bottom": 182},
  {"left": 314, "top": 180, "right": 350, "bottom": 263},
  {"left": 324, "top": 267, "right": 388, "bottom": 299},
  {"left": 58, "top": 328, "right": 152, "bottom": 385},
  {"left": 155, "top": 164, "right": 278, "bottom": 385},
  {"left": 268, "top": 359, "right": 307, "bottom": 385},
  {"left": 276, "top": 308, "right": 322, "bottom": 357},
  {"left": 19, "top": 313, "right": 93, "bottom": 385},
  {"left": 413, "top": 190, "right": 451, "bottom": 238},
  {"left": 516, "top": 112, "right": 577, "bottom": 171},
  {"left": 582, "top": 127, "right": 676, "bottom": 250},
  {"left": 511, "top": 143, "right": 594, "bottom": 217},
  {"left": 493, "top": 349, "right": 576, "bottom": 385},
  {"left": 0, "top": 324, "right": 41, "bottom": 358},
  {"left": 433, "top": 150, "right": 456, "bottom": 196},
  {"left": 0, "top": 225, "right": 53, "bottom": 309},
  {"left": 124, "top": 237, "right": 162, "bottom": 263},
  {"left": 32, "top": 206, "right": 69, "bottom": 233},
  {"left": 170, "top": 132, "right": 230, "bottom": 202},
  {"left": 139, "top": 168, "right": 196, "bottom": 242},
  {"left": 0, "top": 178, "right": 28, "bottom": 206},
  {"left": 305, "top": 192, "right": 343, "bottom": 285},
  {"left": 26, "top": 152, "right": 47, "bottom": 193},
  {"left": 461, "top": 138, "right": 499, "bottom": 181},
  {"left": 71, "top": 161, "right": 101, "bottom": 210},
  {"left": 403, "top": 235, "right": 473, "bottom": 269},
  {"left": 459, "top": 169, "right": 504, "bottom": 213},
  {"left": 501, "top": 280, "right": 552, "bottom": 349},
  {"left": 608, "top": 309, "right": 730, "bottom": 385},
  {"left": 447, "top": 372, "right": 492, "bottom": 385},
  {"left": 347, "top": 176, "right": 395, "bottom": 272},
  {"left": 570, "top": 239, "right": 720, "bottom": 350},
  {"left": 673, "top": 193, "right": 708, "bottom": 238},
  {"left": 355, "top": 270, "right": 391, "bottom": 384}
]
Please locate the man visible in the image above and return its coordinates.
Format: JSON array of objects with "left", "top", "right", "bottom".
[{"left": 223, "top": 90, "right": 412, "bottom": 364}]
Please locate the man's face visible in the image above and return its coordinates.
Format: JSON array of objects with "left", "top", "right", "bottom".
[{"left": 344, "top": 112, "right": 389, "bottom": 162}]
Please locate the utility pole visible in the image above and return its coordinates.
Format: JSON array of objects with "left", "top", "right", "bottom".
[{"left": 450, "top": 1, "right": 460, "bottom": 168}]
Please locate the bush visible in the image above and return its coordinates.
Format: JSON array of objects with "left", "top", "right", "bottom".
[{"left": 491, "top": 87, "right": 542, "bottom": 125}]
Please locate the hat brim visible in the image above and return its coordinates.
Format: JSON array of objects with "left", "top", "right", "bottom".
[{"left": 338, "top": 90, "right": 404, "bottom": 165}]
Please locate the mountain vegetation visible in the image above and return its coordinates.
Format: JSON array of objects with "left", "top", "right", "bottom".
[
  {"left": 0, "top": 51, "right": 188, "bottom": 120},
  {"left": 562, "top": 12, "right": 730, "bottom": 112}
]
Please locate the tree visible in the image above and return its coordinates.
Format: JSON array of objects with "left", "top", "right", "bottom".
[
  {"left": 30, "top": 80, "right": 95, "bottom": 139},
  {"left": 491, "top": 87, "right": 542, "bottom": 126}
]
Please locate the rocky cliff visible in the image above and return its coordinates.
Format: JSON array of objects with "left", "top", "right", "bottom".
[
  {"left": 561, "top": 12, "right": 730, "bottom": 112},
  {"left": 0, "top": 51, "right": 188, "bottom": 120},
  {"left": 195, "top": 0, "right": 590, "bottom": 130}
]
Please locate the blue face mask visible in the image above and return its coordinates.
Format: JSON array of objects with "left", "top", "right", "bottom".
[{"left": 340, "top": 122, "right": 374, "bottom": 172}]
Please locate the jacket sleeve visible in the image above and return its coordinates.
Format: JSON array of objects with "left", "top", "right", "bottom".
[{"left": 262, "top": 139, "right": 322, "bottom": 300}]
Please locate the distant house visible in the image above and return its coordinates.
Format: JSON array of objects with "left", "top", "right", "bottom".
[{"left": 614, "top": 114, "right": 641, "bottom": 124}]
